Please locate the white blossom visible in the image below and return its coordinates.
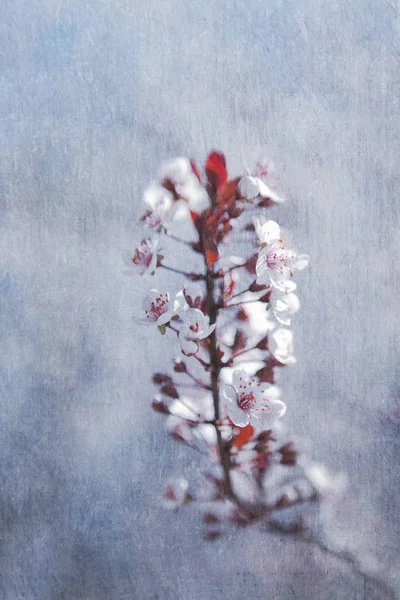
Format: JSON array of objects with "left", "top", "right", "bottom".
[
  {"left": 220, "top": 370, "right": 286, "bottom": 429},
  {"left": 136, "top": 289, "right": 181, "bottom": 326},
  {"left": 158, "top": 157, "right": 210, "bottom": 213},
  {"left": 269, "top": 328, "right": 296, "bottom": 364},
  {"left": 255, "top": 219, "right": 309, "bottom": 286},
  {"left": 123, "top": 238, "right": 159, "bottom": 276},
  {"left": 239, "top": 160, "right": 284, "bottom": 203},
  {"left": 239, "top": 175, "right": 284, "bottom": 204},
  {"left": 142, "top": 183, "right": 176, "bottom": 228},
  {"left": 178, "top": 308, "right": 215, "bottom": 355}
]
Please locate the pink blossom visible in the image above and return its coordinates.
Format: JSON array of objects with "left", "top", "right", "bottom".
[
  {"left": 221, "top": 370, "right": 286, "bottom": 429},
  {"left": 179, "top": 308, "right": 215, "bottom": 355},
  {"left": 239, "top": 161, "right": 283, "bottom": 204},
  {"left": 142, "top": 183, "right": 176, "bottom": 228},
  {"left": 158, "top": 157, "right": 210, "bottom": 213},
  {"left": 136, "top": 289, "right": 181, "bottom": 326},
  {"left": 123, "top": 238, "right": 159, "bottom": 276},
  {"left": 255, "top": 219, "right": 309, "bottom": 286}
]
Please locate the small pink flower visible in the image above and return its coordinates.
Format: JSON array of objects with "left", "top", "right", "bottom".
[
  {"left": 239, "top": 161, "right": 283, "bottom": 203},
  {"left": 123, "top": 238, "right": 159, "bottom": 276},
  {"left": 179, "top": 308, "right": 215, "bottom": 355},
  {"left": 158, "top": 157, "right": 210, "bottom": 213},
  {"left": 135, "top": 289, "right": 181, "bottom": 326},
  {"left": 239, "top": 175, "right": 284, "bottom": 204},
  {"left": 255, "top": 219, "right": 309, "bottom": 286},
  {"left": 221, "top": 370, "right": 286, "bottom": 429}
]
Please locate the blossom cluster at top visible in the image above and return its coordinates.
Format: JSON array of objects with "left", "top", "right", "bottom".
[{"left": 125, "top": 152, "right": 309, "bottom": 434}]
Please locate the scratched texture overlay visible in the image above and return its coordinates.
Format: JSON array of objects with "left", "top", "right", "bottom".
[{"left": 1, "top": 1, "right": 399, "bottom": 599}]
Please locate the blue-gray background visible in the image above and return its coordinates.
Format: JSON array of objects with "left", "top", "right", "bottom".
[{"left": 1, "top": 1, "right": 399, "bottom": 598}]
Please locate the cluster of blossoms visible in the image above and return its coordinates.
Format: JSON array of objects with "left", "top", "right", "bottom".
[{"left": 125, "top": 152, "right": 340, "bottom": 538}]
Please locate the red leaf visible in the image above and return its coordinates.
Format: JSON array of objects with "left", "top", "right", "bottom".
[
  {"left": 215, "top": 177, "right": 239, "bottom": 207},
  {"left": 205, "top": 247, "right": 219, "bottom": 267},
  {"left": 232, "top": 424, "right": 254, "bottom": 449},
  {"left": 205, "top": 151, "right": 227, "bottom": 195}
]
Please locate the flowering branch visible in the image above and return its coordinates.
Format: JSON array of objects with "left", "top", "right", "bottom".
[{"left": 124, "top": 151, "right": 394, "bottom": 598}]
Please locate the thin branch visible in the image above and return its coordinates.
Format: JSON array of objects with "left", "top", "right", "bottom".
[
  {"left": 159, "top": 263, "right": 204, "bottom": 278},
  {"left": 177, "top": 382, "right": 211, "bottom": 391},
  {"left": 264, "top": 521, "right": 396, "bottom": 600},
  {"left": 193, "top": 354, "right": 211, "bottom": 369},
  {"left": 164, "top": 230, "right": 193, "bottom": 247},
  {"left": 228, "top": 288, "right": 252, "bottom": 301},
  {"left": 230, "top": 345, "right": 260, "bottom": 361},
  {"left": 184, "top": 369, "right": 211, "bottom": 390},
  {"left": 227, "top": 297, "right": 264, "bottom": 308}
]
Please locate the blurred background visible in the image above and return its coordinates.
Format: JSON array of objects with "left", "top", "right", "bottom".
[{"left": 1, "top": 1, "right": 399, "bottom": 598}]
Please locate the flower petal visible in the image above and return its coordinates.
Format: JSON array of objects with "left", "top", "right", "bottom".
[
  {"left": 295, "top": 253, "right": 310, "bottom": 271},
  {"left": 239, "top": 176, "right": 260, "bottom": 199},
  {"left": 226, "top": 402, "right": 250, "bottom": 427},
  {"left": 180, "top": 338, "right": 198, "bottom": 356},
  {"left": 221, "top": 384, "right": 236, "bottom": 402},
  {"left": 256, "top": 220, "right": 281, "bottom": 244},
  {"left": 257, "top": 179, "right": 284, "bottom": 203}
]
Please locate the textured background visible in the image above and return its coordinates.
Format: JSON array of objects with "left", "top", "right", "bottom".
[{"left": 1, "top": 1, "right": 399, "bottom": 598}]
